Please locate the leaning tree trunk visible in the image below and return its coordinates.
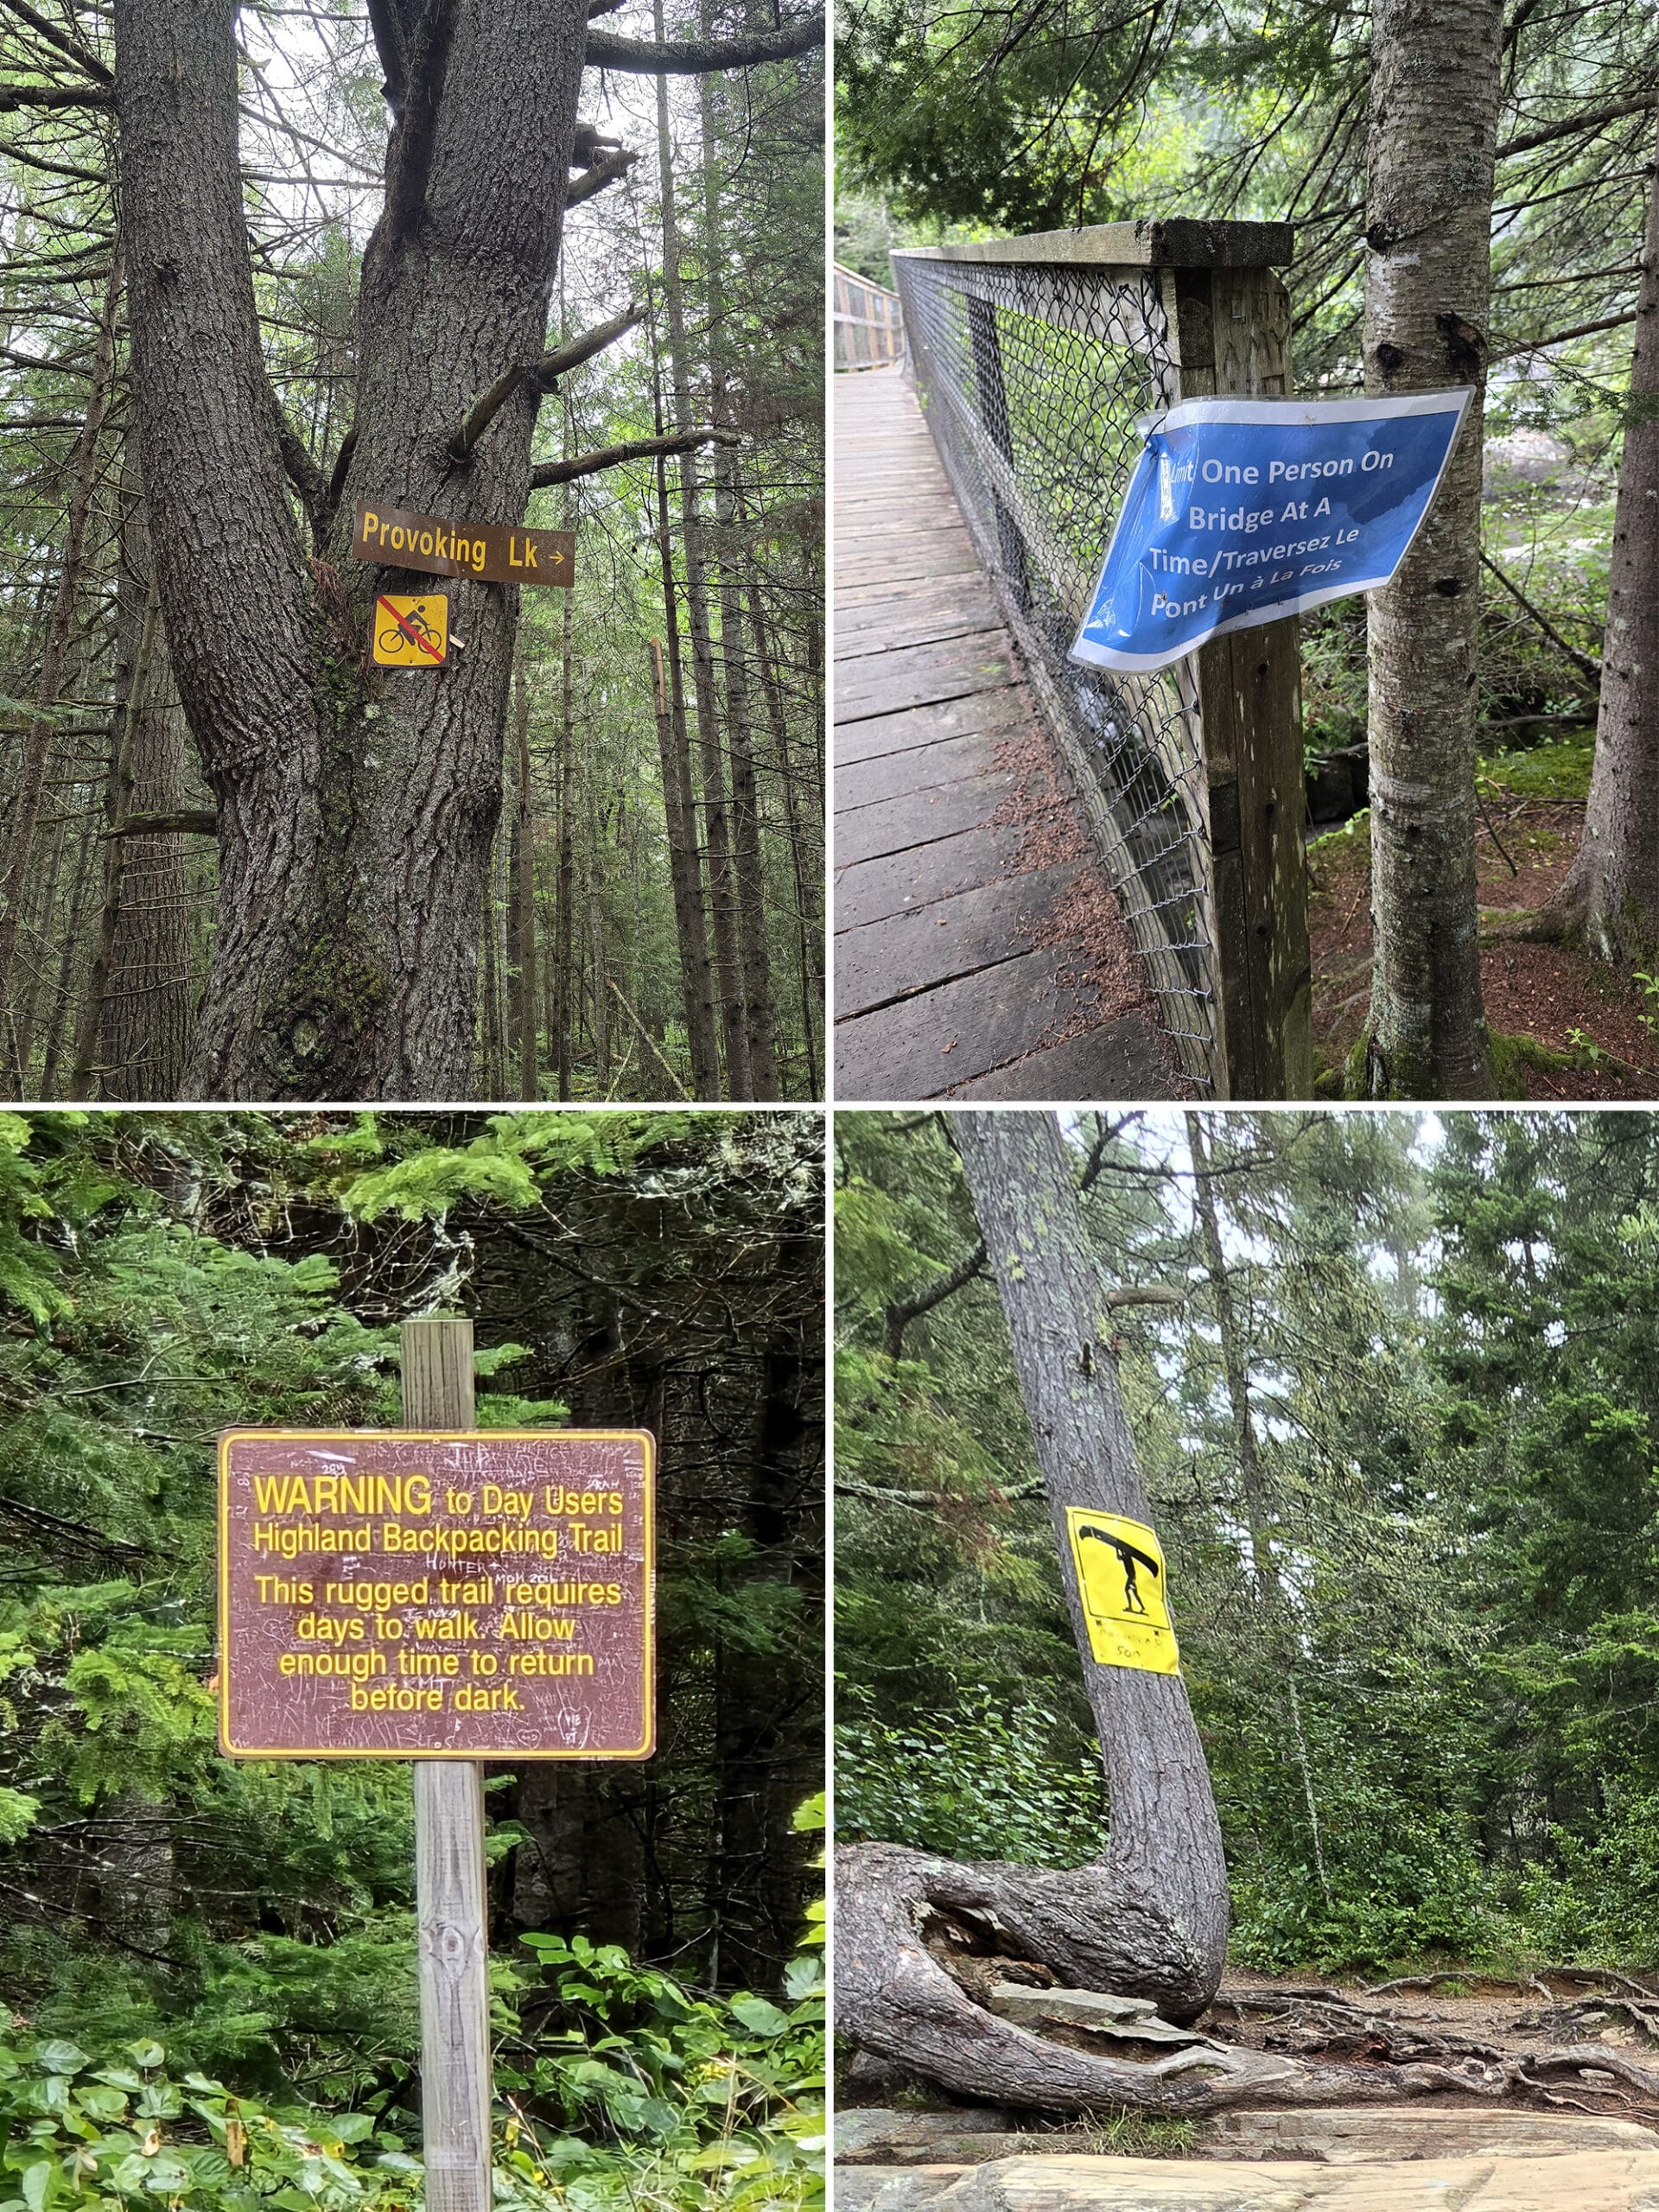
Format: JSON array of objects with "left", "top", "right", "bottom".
[
  {"left": 1359, "top": 0, "right": 1502, "bottom": 1098},
  {"left": 836, "top": 1109, "right": 1235, "bottom": 2108},
  {"left": 1532, "top": 113, "right": 1659, "bottom": 964}
]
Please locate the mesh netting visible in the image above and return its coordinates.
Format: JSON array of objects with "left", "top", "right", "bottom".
[{"left": 891, "top": 252, "right": 1216, "bottom": 1089}]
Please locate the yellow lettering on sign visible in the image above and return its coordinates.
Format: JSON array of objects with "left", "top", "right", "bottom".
[{"left": 1064, "top": 1508, "right": 1179, "bottom": 1675}]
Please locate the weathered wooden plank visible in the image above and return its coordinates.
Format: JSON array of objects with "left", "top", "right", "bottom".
[
  {"left": 834, "top": 683, "right": 1029, "bottom": 766},
  {"left": 835, "top": 946, "right": 1103, "bottom": 1098},
  {"left": 836, "top": 769, "right": 1020, "bottom": 868},
  {"left": 402, "top": 1318, "right": 492, "bottom": 2212},
  {"left": 837, "top": 727, "right": 1002, "bottom": 810},
  {"left": 836, "top": 589, "right": 1000, "bottom": 657},
  {"left": 835, "top": 821, "right": 1027, "bottom": 931},
  {"left": 835, "top": 633, "right": 1013, "bottom": 721},
  {"left": 835, "top": 860, "right": 1085, "bottom": 1017},
  {"left": 946, "top": 1014, "right": 1173, "bottom": 1099}
]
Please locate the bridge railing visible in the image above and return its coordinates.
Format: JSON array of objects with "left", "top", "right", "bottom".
[
  {"left": 890, "top": 221, "right": 1310, "bottom": 1098},
  {"left": 834, "top": 262, "right": 905, "bottom": 372}
]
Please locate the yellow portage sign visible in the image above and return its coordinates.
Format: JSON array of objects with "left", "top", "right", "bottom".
[
  {"left": 1065, "top": 1508, "right": 1179, "bottom": 1675},
  {"left": 373, "top": 594, "right": 448, "bottom": 668}
]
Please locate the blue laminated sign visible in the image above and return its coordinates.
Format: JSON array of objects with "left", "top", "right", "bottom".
[{"left": 1071, "top": 389, "right": 1473, "bottom": 676}]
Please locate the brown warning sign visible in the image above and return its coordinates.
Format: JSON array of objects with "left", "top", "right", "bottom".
[
  {"left": 218, "top": 1429, "right": 653, "bottom": 1759},
  {"left": 354, "top": 505, "right": 575, "bottom": 588}
]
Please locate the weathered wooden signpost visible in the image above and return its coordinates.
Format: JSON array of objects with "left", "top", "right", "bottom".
[{"left": 218, "top": 1317, "right": 655, "bottom": 2212}]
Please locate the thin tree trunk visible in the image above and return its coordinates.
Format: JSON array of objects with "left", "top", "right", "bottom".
[
  {"left": 1533, "top": 113, "right": 1659, "bottom": 963},
  {"left": 1360, "top": 0, "right": 1501, "bottom": 1097},
  {"left": 650, "top": 390, "right": 719, "bottom": 1093},
  {"left": 0, "top": 241, "right": 124, "bottom": 1030},
  {"left": 749, "top": 576, "right": 820, "bottom": 1097},
  {"left": 513, "top": 664, "right": 539, "bottom": 1099},
  {"left": 38, "top": 816, "right": 99, "bottom": 1100},
  {"left": 69, "top": 574, "right": 163, "bottom": 1099},
  {"left": 554, "top": 586, "right": 575, "bottom": 1101},
  {"left": 103, "top": 456, "right": 194, "bottom": 1098},
  {"left": 653, "top": 9, "right": 747, "bottom": 1096},
  {"left": 1185, "top": 1112, "right": 1332, "bottom": 1910},
  {"left": 697, "top": 39, "right": 779, "bottom": 1097}
]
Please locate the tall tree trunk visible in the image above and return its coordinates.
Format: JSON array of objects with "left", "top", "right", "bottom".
[
  {"left": 102, "top": 460, "right": 195, "bottom": 1099},
  {"left": 0, "top": 240, "right": 124, "bottom": 1039},
  {"left": 38, "top": 815, "right": 100, "bottom": 1100},
  {"left": 1533, "top": 114, "right": 1659, "bottom": 964},
  {"left": 697, "top": 41, "right": 779, "bottom": 1097},
  {"left": 651, "top": 411, "right": 720, "bottom": 1093},
  {"left": 1359, "top": 0, "right": 1501, "bottom": 1097},
  {"left": 748, "top": 575, "right": 820, "bottom": 1096},
  {"left": 554, "top": 586, "right": 575, "bottom": 1100},
  {"left": 513, "top": 664, "right": 539, "bottom": 1099},
  {"left": 653, "top": 11, "right": 747, "bottom": 1096},
  {"left": 837, "top": 1111, "right": 1236, "bottom": 2109},
  {"left": 1185, "top": 1112, "right": 1332, "bottom": 1909},
  {"left": 68, "top": 572, "right": 163, "bottom": 1098}
]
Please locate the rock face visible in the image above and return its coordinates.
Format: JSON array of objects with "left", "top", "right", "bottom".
[
  {"left": 1202, "top": 2108, "right": 1659, "bottom": 2165},
  {"left": 834, "top": 2167, "right": 972, "bottom": 2212},
  {"left": 837, "top": 2111, "right": 1016, "bottom": 2164},
  {"left": 919, "top": 2150, "right": 1659, "bottom": 2211}
]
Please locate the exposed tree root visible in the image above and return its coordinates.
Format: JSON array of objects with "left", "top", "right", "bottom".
[{"left": 838, "top": 1842, "right": 1659, "bottom": 2120}]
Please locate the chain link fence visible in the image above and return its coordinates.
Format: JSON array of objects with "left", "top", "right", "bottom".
[{"left": 890, "top": 248, "right": 1219, "bottom": 1087}]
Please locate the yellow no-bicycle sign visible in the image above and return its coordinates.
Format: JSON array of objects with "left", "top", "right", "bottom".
[
  {"left": 1065, "top": 1508, "right": 1179, "bottom": 1675},
  {"left": 373, "top": 593, "right": 448, "bottom": 667}
]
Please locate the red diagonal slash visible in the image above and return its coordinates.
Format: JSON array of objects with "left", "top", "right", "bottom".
[{"left": 378, "top": 595, "right": 444, "bottom": 661}]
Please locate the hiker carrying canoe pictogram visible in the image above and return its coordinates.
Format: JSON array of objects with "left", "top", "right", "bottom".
[{"left": 1076, "top": 1522, "right": 1161, "bottom": 1614}]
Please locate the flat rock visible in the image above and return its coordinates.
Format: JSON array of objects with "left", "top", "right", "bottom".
[
  {"left": 1202, "top": 2107, "right": 1659, "bottom": 2165},
  {"left": 926, "top": 2150, "right": 1659, "bottom": 2211},
  {"left": 838, "top": 2110, "right": 1016, "bottom": 2160},
  {"left": 834, "top": 2167, "right": 973, "bottom": 2212},
  {"left": 987, "top": 1985, "right": 1203, "bottom": 2048},
  {"left": 987, "top": 1986, "right": 1160, "bottom": 2027}
]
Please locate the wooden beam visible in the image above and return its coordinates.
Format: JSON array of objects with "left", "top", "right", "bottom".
[{"left": 401, "top": 1318, "right": 492, "bottom": 2212}]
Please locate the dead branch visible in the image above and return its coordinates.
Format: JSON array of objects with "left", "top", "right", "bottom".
[
  {"left": 584, "top": 12, "right": 824, "bottom": 71},
  {"left": 529, "top": 426, "right": 737, "bottom": 489},
  {"left": 566, "top": 147, "right": 639, "bottom": 206},
  {"left": 448, "top": 306, "right": 643, "bottom": 461}
]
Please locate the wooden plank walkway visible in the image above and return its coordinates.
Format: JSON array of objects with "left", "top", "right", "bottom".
[{"left": 832, "top": 365, "right": 1173, "bottom": 1101}]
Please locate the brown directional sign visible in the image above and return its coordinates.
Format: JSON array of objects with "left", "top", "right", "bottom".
[
  {"left": 218, "top": 1429, "right": 653, "bottom": 1758},
  {"left": 354, "top": 505, "right": 575, "bottom": 588}
]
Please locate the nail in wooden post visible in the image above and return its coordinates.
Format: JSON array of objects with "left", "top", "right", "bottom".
[{"left": 401, "top": 1317, "right": 492, "bottom": 2212}]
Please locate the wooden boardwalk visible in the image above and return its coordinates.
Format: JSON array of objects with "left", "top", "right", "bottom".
[{"left": 832, "top": 365, "right": 1171, "bottom": 1101}]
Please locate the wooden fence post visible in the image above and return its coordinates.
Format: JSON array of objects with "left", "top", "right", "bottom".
[
  {"left": 401, "top": 1317, "right": 493, "bottom": 2212},
  {"left": 1168, "top": 261, "right": 1313, "bottom": 1098}
]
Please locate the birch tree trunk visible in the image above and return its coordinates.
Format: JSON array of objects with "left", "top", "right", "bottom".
[
  {"left": 836, "top": 1111, "right": 1233, "bottom": 2107},
  {"left": 1532, "top": 115, "right": 1659, "bottom": 964},
  {"left": 1360, "top": 0, "right": 1502, "bottom": 1097}
]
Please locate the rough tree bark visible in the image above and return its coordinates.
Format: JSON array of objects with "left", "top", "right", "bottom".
[
  {"left": 1529, "top": 113, "right": 1659, "bottom": 965},
  {"left": 1359, "top": 0, "right": 1502, "bottom": 1098},
  {"left": 112, "top": 0, "right": 819, "bottom": 1099},
  {"left": 836, "top": 1110, "right": 1235, "bottom": 2106}
]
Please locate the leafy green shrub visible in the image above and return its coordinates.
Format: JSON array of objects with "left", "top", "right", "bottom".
[
  {"left": 835, "top": 1691, "right": 1103, "bottom": 1867},
  {"left": 1518, "top": 1787, "right": 1659, "bottom": 1967},
  {"left": 1229, "top": 1815, "right": 1494, "bottom": 1974}
]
